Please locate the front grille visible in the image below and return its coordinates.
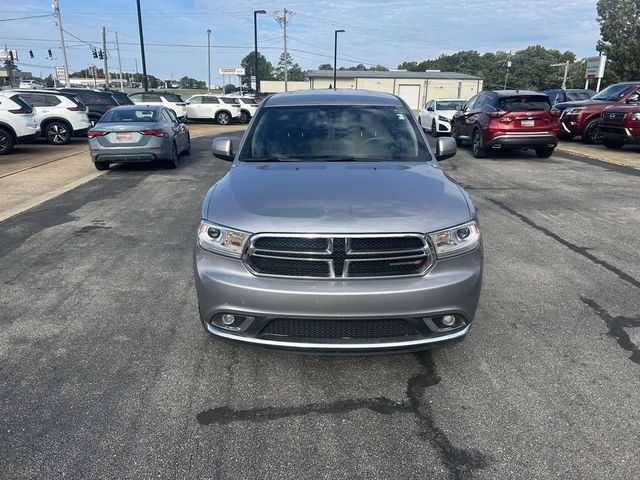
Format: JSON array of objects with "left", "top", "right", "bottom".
[
  {"left": 258, "top": 318, "right": 418, "bottom": 339},
  {"left": 599, "top": 125, "right": 625, "bottom": 134},
  {"left": 245, "top": 234, "right": 433, "bottom": 279},
  {"left": 603, "top": 112, "right": 626, "bottom": 123}
]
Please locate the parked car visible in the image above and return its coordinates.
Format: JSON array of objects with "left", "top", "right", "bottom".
[
  {"left": 195, "top": 89, "right": 481, "bottom": 353},
  {"left": 128, "top": 92, "right": 187, "bottom": 119},
  {"left": 18, "top": 79, "right": 44, "bottom": 89},
  {"left": 553, "top": 82, "right": 640, "bottom": 143},
  {"left": 57, "top": 88, "right": 132, "bottom": 125},
  {"left": 598, "top": 105, "right": 640, "bottom": 149},
  {"left": 419, "top": 98, "right": 466, "bottom": 136},
  {"left": 185, "top": 95, "right": 241, "bottom": 124},
  {"left": 87, "top": 105, "right": 190, "bottom": 170},
  {"left": 0, "top": 92, "right": 39, "bottom": 154},
  {"left": 544, "top": 88, "right": 595, "bottom": 104},
  {"left": 7, "top": 89, "right": 91, "bottom": 145},
  {"left": 234, "top": 97, "right": 259, "bottom": 123},
  {"left": 451, "top": 90, "right": 560, "bottom": 158}
]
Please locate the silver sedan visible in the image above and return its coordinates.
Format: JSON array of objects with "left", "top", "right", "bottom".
[{"left": 88, "top": 105, "right": 191, "bottom": 170}]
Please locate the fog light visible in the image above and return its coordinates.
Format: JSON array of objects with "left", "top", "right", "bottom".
[
  {"left": 207, "top": 227, "right": 221, "bottom": 239},
  {"left": 442, "top": 315, "right": 456, "bottom": 326},
  {"left": 222, "top": 314, "right": 235, "bottom": 325}
]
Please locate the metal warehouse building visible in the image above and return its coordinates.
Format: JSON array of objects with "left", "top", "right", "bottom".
[{"left": 261, "top": 70, "right": 483, "bottom": 110}]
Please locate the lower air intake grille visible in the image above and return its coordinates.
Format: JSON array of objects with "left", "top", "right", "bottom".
[{"left": 259, "top": 318, "right": 418, "bottom": 339}]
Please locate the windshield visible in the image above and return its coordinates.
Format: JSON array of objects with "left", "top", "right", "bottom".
[
  {"left": 498, "top": 95, "right": 550, "bottom": 112},
  {"left": 239, "top": 105, "right": 428, "bottom": 162},
  {"left": 436, "top": 100, "right": 465, "bottom": 111},
  {"left": 99, "top": 108, "right": 158, "bottom": 122},
  {"left": 566, "top": 91, "right": 594, "bottom": 101},
  {"left": 591, "top": 84, "right": 633, "bottom": 101}
]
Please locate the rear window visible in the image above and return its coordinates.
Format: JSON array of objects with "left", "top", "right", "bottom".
[
  {"left": 110, "top": 92, "right": 133, "bottom": 105},
  {"left": 161, "top": 93, "right": 184, "bottom": 102},
  {"left": 498, "top": 95, "right": 550, "bottom": 112},
  {"left": 99, "top": 108, "right": 158, "bottom": 123},
  {"left": 240, "top": 98, "right": 257, "bottom": 105},
  {"left": 75, "top": 91, "right": 113, "bottom": 105}
]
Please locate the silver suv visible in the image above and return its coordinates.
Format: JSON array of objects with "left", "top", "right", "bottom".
[{"left": 194, "top": 90, "right": 483, "bottom": 353}]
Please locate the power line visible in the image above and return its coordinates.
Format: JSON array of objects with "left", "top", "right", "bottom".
[{"left": 0, "top": 14, "right": 53, "bottom": 22}]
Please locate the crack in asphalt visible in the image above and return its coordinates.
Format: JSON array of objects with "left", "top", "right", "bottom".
[
  {"left": 196, "top": 352, "right": 489, "bottom": 479},
  {"left": 488, "top": 198, "right": 640, "bottom": 290},
  {"left": 580, "top": 296, "right": 640, "bottom": 365}
]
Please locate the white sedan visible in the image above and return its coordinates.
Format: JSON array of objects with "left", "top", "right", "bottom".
[{"left": 419, "top": 98, "right": 466, "bottom": 136}]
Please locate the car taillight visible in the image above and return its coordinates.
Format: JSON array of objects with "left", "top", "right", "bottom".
[
  {"left": 488, "top": 111, "right": 507, "bottom": 119},
  {"left": 8, "top": 107, "right": 32, "bottom": 114},
  {"left": 141, "top": 129, "right": 166, "bottom": 137},
  {"left": 67, "top": 106, "right": 86, "bottom": 111},
  {"left": 176, "top": 102, "right": 186, "bottom": 106},
  {"left": 87, "top": 130, "right": 106, "bottom": 138},
  {"left": 105, "top": 104, "right": 116, "bottom": 109}
]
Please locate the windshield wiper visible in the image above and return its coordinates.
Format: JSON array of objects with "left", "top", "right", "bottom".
[{"left": 242, "top": 156, "right": 298, "bottom": 162}]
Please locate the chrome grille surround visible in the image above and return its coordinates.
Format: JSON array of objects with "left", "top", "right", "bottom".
[{"left": 244, "top": 233, "right": 436, "bottom": 279}]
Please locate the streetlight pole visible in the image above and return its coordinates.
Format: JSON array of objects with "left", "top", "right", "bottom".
[
  {"left": 253, "top": 9, "right": 266, "bottom": 93},
  {"left": 135, "top": 0, "right": 148, "bottom": 92},
  {"left": 333, "top": 29, "right": 345, "bottom": 90},
  {"left": 207, "top": 29, "right": 212, "bottom": 93}
]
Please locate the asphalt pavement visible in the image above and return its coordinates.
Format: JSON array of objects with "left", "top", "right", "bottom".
[{"left": 1, "top": 130, "right": 639, "bottom": 479}]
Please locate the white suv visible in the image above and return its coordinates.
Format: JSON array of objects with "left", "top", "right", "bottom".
[
  {"left": 222, "top": 95, "right": 259, "bottom": 123},
  {"left": 7, "top": 90, "right": 91, "bottom": 145},
  {"left": 19, "top": 79, "right": 44, "bottom": 89},
  {"left": 185, "top": 95, "right": 241, "bottom": 124},
  {"left": 128, "top": 92, "right": 187, "bottom": 119},
  {"left": 0, "top": 93, "right": 39, "bottom": 154}
]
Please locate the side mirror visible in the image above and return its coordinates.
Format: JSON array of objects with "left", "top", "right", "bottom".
[
  {"left": 455, "top": 104, "right": 462, "bottom": 111},
  {"left": 626, "top": 94, "right": 639, "bottom": 103},
  {"left": 435, "top": 137, "right": 457, "bottom": 161},
  {"left": 427, "top": 106, "right": 434, "bottom": 112},
  {"left": 212, "top": 136, "right": 234, "bottom": 161}
]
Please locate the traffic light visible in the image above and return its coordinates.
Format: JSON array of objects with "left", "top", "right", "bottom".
[
  {"left": 48, "top": 49, "right": 52, "bottom": 58},
  {"left": 8, "top": 51, "right": 13, "bottom": 61},
  {"left": 98, "top": 49, "right": 103, "bottom": 60},
  {"left": 91, "top": 47, "right": 97, "bottom": 58},
  {"left": 29, "top": 50, "right": 34, "bottom": 59}
]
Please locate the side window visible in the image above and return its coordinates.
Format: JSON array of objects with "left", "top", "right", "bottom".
[
  {"left": 21, "top": 94, "right": 47, "bottom": 107},
  {"left": 129, "top": 93, "right": 142, "bottom": 102},
  {"left": 474, "top": 95, "right": 487, "bottom": 109},
  {"left": 464, "top": 95, "right": 478, "bottom": 110},
  {"left": 160, "top": 111, "right": 172, "bottom": 124},
  {"left": 142, "top": 93, "right": 161, "bottom": 102},
  {"left": 203, "top": 96, "right": 219, "bottom": 104},
  {"left": 165, "top": 109, "right": 179, "bottom": 124},
  {"left": 189, "top": 96, "right": 203, "bottom": 104},
  {"left": 547, "top": 91, "right": 558, "bottom": 103},
  {"left": 46, "top": 96, "right": 62, "bottom": 107}
]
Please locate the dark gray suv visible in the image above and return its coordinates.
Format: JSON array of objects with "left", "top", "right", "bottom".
[{"left": 194, "top": 90, "right": 483, "bottom": 353}]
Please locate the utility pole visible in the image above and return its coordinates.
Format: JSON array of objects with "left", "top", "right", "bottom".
[
  {"left": 136, "top": 0, "right": 149, "bottom": 92},
  {"left": 102, "top": 27, "right": 109, "bottom": 90},
  {"left": 253, "top": 10, "right": 266, "bottom": 93},
  {"left": 275, "top": 9, "right": 292, "bottom": 92},
  {"left": 333, "top": 29, "right": 345, "bottom": 89},
  {"left": 551, "top": 61, "right": 570, "bottom": 90},
  {"left": 207, "top": 29, "right": 212, "bottom": 93},
  {"left": 51, "top": 0, "right": 70, "bottom": 86},
  {"left": 115, "top": 32, "right": 124, "bottom": 91},
  {"left": 503, "top": 51, "right": 512, "bottom": 90}
]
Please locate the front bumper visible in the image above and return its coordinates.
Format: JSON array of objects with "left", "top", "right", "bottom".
[
  {"left": 194, "top": 245, "right": 483, "bottom": 352},
  {"left": 486, "top": 133, "right": 557, "bottom": 149},
  {"left": 437, "top": 119, "right": 452, "bottom": 133},
  {"left": 599, "top": 125, "right": 640, "bottom": 144}
]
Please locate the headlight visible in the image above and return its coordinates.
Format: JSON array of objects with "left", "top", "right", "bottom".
[
  {"left": 567, "top": 107, "right": 585, "bottom": 115},
  {"left": 437, "top": 115, "right": 450, "bottom": 122},
  {"left": 197, "top": 220, "right": 250, "bottom": 258},
  {"left": 631, "top": 113, "right": 640, "bottom": 121},
  {"left": 428, "top": 221, "right": 480, "bottom": 259}
]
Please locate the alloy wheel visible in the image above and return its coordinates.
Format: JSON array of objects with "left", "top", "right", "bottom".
[
  {"left": 0, "top": 132, "right": 9, "bottom": 152},
  {"left": 587, "top": 123, "right": 603, "bottom": 144},
  {"left": 47, "top": 124, "right": 69, "bottom": 144},
  {"left": 217, "top": 112, "right": 230, "bottom": 125}
]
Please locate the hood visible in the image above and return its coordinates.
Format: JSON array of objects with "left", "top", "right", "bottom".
[
  {"left": 203, "top": 162, "right": 472, "bottom": 234},
  {"left": 602, "top": 104, "right": 639, "bottom": 113},
  {"left": 554, "top": 99, "right": 616, "bottom": 111},
  {"left": 436, "top": 110, "right": 457, "bottom": 119}
]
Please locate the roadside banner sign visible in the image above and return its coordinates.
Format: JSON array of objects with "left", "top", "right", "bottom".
[
  {"left": 218, "top": 67, "right": 245, "bottom": 75},
  {"left": 585, "top": 56, "right": 606, "bottom": 79},
  {"left": 55, "top": 66, "right": 67, "bottom": 84}
]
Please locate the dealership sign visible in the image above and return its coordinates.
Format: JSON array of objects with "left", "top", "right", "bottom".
[
  {"left": 585, "top": 56, "right": 606, "bottom": 79},
  {"left": 218, "top": 67, "right": 245, "bottom": 75}
]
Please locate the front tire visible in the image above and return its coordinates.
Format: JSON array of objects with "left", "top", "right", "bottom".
[
  {"left": 431, "top": 121, "right": 437, "bottom": 137},
  {"left": 472, "top": 129, "right": 486, "bottom": 158},
  {"left": 535, "top": 147, "right": 554, "bottom": 158},
  {"left": 0, "top": 128, "right": 15, "bottom": 155},
  {"left": 451, "top": 123, "right": 463, "bottom": 147},
  {"left": 215, "top": 111, "right": 230, "bottom": 125},
  {"left": 582, "top": 118, "right": 602, "bottom": 144},
  {"left": 44, "top": 121, "right": 71, "bottom": 145},
  {"left": 239, "top": 111, "right": 250, "bottom": 124}
]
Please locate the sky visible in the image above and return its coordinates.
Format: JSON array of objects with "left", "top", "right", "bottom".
[{"left": 1, "top": 0, "right": 601, "bottom": 85}]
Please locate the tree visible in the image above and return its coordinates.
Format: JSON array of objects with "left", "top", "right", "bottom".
[
  {"left": 596, "top": 0, "right": 640, "bottom": 84},
  {"left": 240, "top": 51, "right": 274, "bottom": 86},
  {"left": 275, "top": 52, "right": 305, "bottom": 81},
  {"left": 318, "top": 63, "right": 332, "bottom": 70},
  {"left": 223, "top": 84, "right": 238, "bottom": 93}
]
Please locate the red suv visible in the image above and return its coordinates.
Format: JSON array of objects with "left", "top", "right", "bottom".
[
  {"left": 598, "top": 105, "right": 640, "bottom": 149},
  {"left": 451, "top": 90, "right": 560, "bottom": 158},
  {"left": 553, "top": 82, "right": 640, "bottom": 144}
]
